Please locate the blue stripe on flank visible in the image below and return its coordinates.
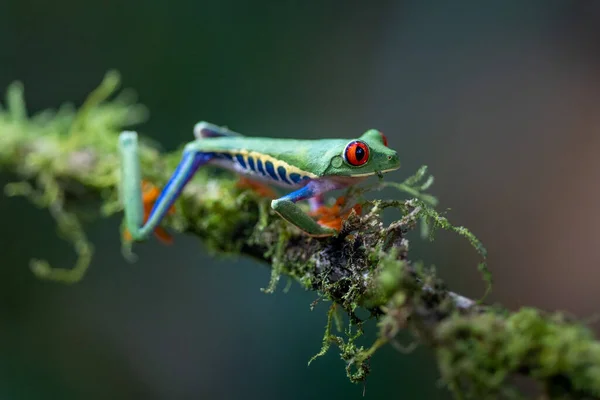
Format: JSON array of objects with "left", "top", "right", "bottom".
[
  {"left": 289, "top": 172, "right": 302, "bottom": 184},
  {"left": 265, "top": 161, "right": 279, "bottom": 181},
  {"left": 247, "top": 156, "right": 256, "bottom": 172},
  {"left": 235, "top": 154, "right": 247, "bottom": 169},
  {"left": 256, "top": 158, "right": 266, "bottom": 176},
  {"left": 218, "top": 152, "right": 233, "bottom": 160},
  {"left": 277, "top": 166, "right": 291, "bottom": 184}
]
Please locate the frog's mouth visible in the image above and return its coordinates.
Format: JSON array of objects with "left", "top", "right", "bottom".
[{"left": 348, "top": 167, "right": 400, "bottom": 178}]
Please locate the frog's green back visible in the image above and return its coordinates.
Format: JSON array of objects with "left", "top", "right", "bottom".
[
  {"left": 197, "top": 137, "right": 349, "bottom": 177},
  {"left": 192, "top": 127, "right": 400, "bottom": 181}
]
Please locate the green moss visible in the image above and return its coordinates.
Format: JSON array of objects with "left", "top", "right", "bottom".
[
  {"left": 184, "top": 178, "right": 260, "bottom": 253},
  {"left": 308, "top": 303, "right": 374, "bottom": 383},
  {"left": 436, "top": 308, "right": 600, "bottom": 398},
  {"left": 4, "top": 174, "right": 93, "bottom": 283},
  {"left": 261, "top": 220, "right": 291, "bottom": 293},
  {"left": 0, "top": 71, "right": 147, "bottom": 282}
]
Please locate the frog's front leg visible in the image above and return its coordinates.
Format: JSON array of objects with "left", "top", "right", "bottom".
[
  {"left": 271, "top": 181, "right": 339, "bottom": 237},
  {"left": 119, "top": 132, "right": 211, "bottom": 241}
]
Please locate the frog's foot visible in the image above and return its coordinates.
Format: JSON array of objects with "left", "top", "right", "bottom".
[
  {"left": 309, "top": 196, "right": 362, "bottom": 231},
  {"left": 123, "top": 180, "right": 175, "bottom": 244},
  {"left": 237, "top": 177, "right": 277, "bottom": 199}
]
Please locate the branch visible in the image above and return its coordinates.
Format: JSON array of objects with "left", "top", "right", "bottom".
[{"left": 1, "top": 72, "right": 600, "bottom": 399}]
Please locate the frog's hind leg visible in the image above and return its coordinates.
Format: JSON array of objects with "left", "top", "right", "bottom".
[
  {"left": 119, "top": 132, "right": 212, "bottom": 242},
  {"left": 122, "top": 180, "right": 176, "bottom": 244}
]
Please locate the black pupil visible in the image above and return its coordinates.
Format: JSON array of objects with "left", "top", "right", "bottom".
[{"left": 355, "top": 145, "right": 365, "bottom": 161}]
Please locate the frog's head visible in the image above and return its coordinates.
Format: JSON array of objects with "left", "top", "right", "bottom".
[{"left": 324, "top": 129, "right": 400, "bottom": 177}]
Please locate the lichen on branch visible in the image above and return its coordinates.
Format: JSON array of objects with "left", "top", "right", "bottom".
[{"left": 1, "top": 73, "right": 600, "bottom": 399}]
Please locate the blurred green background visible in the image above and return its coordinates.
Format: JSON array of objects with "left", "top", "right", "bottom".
[{"left": 2, "top": 1, "right": 600, "bottom": 398}]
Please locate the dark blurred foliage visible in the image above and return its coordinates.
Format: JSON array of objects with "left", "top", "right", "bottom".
[{"left": 1, "top": 1, "right": 600, "bottom": 398}]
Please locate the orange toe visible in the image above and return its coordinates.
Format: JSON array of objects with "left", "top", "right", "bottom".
[
  {"left": 310, "top": 196, "right": 362, "bottom": 231},
  {"left": 152, "top": 226, "right": 174, "bottom": 245}
]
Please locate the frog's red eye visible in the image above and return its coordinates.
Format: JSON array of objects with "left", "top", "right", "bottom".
[
  {"left": 344, "top": 141, "right": 370, "bottom": 166},
  {"left": 379, "top": 132, "right": 388, "bottom": 147}
]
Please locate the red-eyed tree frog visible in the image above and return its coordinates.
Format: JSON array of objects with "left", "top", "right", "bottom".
[{"left": 119, "top": 122, "right": 400, "bottom": 240}]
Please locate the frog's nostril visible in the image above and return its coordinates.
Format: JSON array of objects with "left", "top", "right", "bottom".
[{"left": 387, "top": 155, "right": 392, "bottom": 160}]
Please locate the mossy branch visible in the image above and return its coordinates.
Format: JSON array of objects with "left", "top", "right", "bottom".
[{"left": 1, "top": 73, "right": 600, "bottom": 399}]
